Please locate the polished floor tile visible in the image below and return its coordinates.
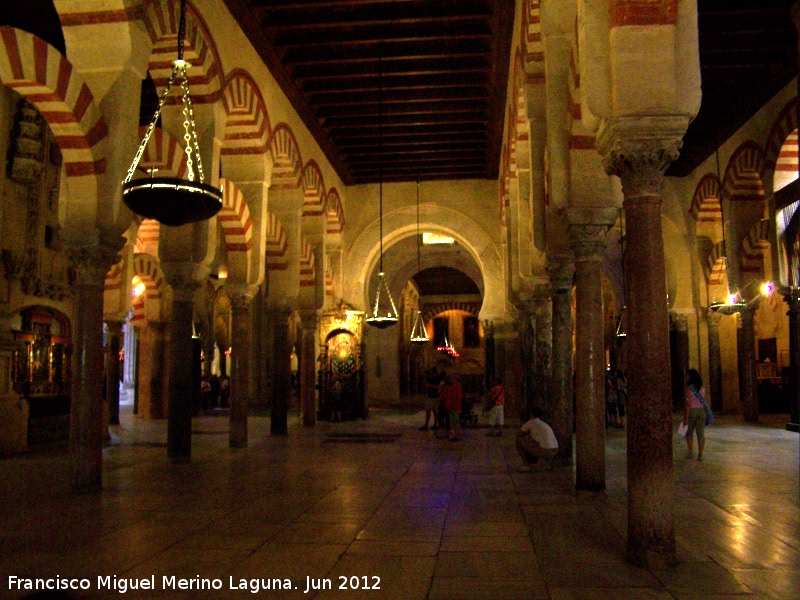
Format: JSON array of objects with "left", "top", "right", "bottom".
[{"left": 0, "top": 408, "right": 797, "bottom": 600}]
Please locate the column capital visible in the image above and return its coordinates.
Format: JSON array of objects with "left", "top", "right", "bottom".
[
  {"left": 161, "top": 262, "right": 207, "bottom": 302},
  {"left": 297, "top": 309, "right": 318, "bottom": 330},
  {"left": 564, "top": 206, "right": 618, "bottom": 261},
  {"left": 782, "top": 286, "right": 800, "bottom": 312},
  {"left": 65, "top": 238, "right": 124, "bottom": 287},
  {"left": 547, "top": 257, "right": 575, "bottom": 294},
  {"left": 227, "top": 284, "right": 258, "bottom": 312},
  {"left": 597, "top": 116, "right": 689, "bottom": 198}
]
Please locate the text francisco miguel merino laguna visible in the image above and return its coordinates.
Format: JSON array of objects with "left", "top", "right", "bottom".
[{"left": 9, "top": 574, "right": 382, "bottom": 594}]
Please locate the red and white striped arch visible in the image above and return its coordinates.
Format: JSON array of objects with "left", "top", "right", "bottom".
[
  {"left": 299, "top": 238, "right": 315, "bottom": 288},
  {"left": 0, "top": 27, "right": 108, "bottom": 185},
  {"left": 269, "top": 124, "right": 303, "bottom": 188},
  {"left": 722, "top": 142, "right": 766, "bottom": 205},
  {"left": 130, "top": 295, "right": 146, "bottom": 327},
  {"left": 707, "top": 241, "right": 727, "bottom": 286},
  {"left": 765, "top": 99, "right": 798, "bottom": 193},
  {"left": 689, "top": 173, "right": 722, "bottom": 223},
  {"left": 741, "top": 219, "right": 771, "bottom": 277},
  {"left": 218, "top": 178, "right": 252, "bottom": 282},
  {"left": 302, "top": 160, "right": 326, "bottom": 217},
  {"left": 132, "top": 252, "right": 166, "bottom": 322},
  {"left": 265, "top": 212, "right": 288, "bottom": 270},
  {"left": 143, "top": 0, "right": 223, "bottom": 103},
  {"left": 134, "top": 218, "right": 160, "bottom": 256},
  {"left": 136, "top": 126, "right": 187, "bottom": 178},
  {"left": 221, "top": 68, "right": 271, "bottom": 155},
  {"left": 521, "top": 0, "right": 543, "bottom": 74},
  {"left": 325, "top": 265, "right": 334, "bottom": 298},
  {"left": 326, "top": 187, "right": 344, "bottom": 235},
  {"left": 104, "top": 262, "right": 123, "bottom": 294}
]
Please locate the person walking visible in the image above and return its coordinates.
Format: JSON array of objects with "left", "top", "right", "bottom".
[
  {"left": 515, "top": 406, "right": 558, "bottom": 471},
  {"left": 683, "top": 368, "right": 707, "bottom": 461},
  {"left": 485, "top": 377, "right": 505, "bottom": 437},
  {"left": 420, "top": 367, "right": 440, "bottom": 431},
  {"left": 445, "top": 373, "right": 463, "bottom": 441}
]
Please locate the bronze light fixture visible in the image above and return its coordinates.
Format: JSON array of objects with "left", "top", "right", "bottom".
[
  {"left": 121, "top": 0, "right": 221, "bottom": 227},
  {"left": 709, "top": 147, "right": 746, "bottom": 315},
  {"left": 410, "top": 176, "right": 430, "bottom": 343},
  {"left": 366, "top": 51, "right": 398, "bottom": 329}
]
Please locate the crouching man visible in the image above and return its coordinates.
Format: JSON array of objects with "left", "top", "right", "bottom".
[{"left": 516, "top": 406, "right": 558, "bottom": 472}]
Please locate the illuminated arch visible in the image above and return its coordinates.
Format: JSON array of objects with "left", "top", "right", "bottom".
[
  {"left": 301, "top": 160, "right": 326, "bottom": 217},
  {"left": 218, "top": 178, "right": 253, "bottom": 282},
  {"left": 268, "top": 123, "right": 303, "bottom": 188}
]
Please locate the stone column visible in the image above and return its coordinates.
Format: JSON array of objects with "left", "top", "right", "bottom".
[
  {"left": 533, "top": 287, "right": 553, "bottom": 416},
  {"left": 269, "top": 307, "right": 293, "bottom": 435},
  {"left": 299, "top": 312, "right": 318, "bottom": 426},
  {"left": 514, "top": 308, "right": 535, "bottom": 419},
  {"left": 548, "top": 259, "right": 575, "bottom": 463},
  {"left": 567, "top": 208, "right": 616, "bottom": 492},
  {"left": 147, "top": 321, "right": 167, "bottom": 418},
  {"left": 706, "top": 311, "right": 723, "bottom": 412},
  {"left": 483, "top": 320, "right": 495, "bottom": 385},
  {"left": 229, "top": 287, "right": 255, "bottom": 448},
  {"left": 737, "top": 306, "right": 759, "bottom": 423},
  {"left": 599, "top": 120, "right": 684, "bottom": 567},
  {"left": 783, "top": 289, "right": 800, "bottom": 429},
  {"left": 66, "top": 240, "right": 122, "bottom": 493},
  {"left": 105, "top": 320, "right": 124, "bottom": 426},
  {"left": 670, "top": 313, "right": 690, "bottom": 412},
  {"left": 163, "top": 278, "right": 197, "bottom": 463}
]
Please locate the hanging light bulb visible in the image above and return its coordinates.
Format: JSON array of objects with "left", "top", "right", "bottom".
[
  {"left": 366, "top": 49, "right": 398, "bottom": 329},
  {"left": 410, "top": 176, "right": 430, "bottom": 344},
  {"left": 121, "top": 0, "right": 221, "bottom": 227}
]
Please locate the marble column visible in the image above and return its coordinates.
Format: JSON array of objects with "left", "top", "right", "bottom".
[
  {"left": 269, "top": 307, "right": 293, "bottom": 435},
  {"left": 670, "top": 313, "right": 690, "bottom": 412},
  {"left": 533, "top": 288, "right": 553, "bottom": 416},
  {"left": 599, "top": 122, "right": 683, "bottom": 567},
  {"left": 229, "top": 287, "right": 255, "bottom": 448},
  {"left": 783, "top": 289, "right": 800, "bottom": 428},
  {"left": 147, "top": 321, "right": 167, "bottom": 418},
  {"left": 165, "top": 281, "right": 197, "bottom": 463},
  {"left": 66, "top": 240, "right": 122, "bottom": 493},
  {"left": 737, "top": 306, "right": 759, "bottom": 423},
  {"left": 548, "top": 259, "right": 575, "bottom": 463},
  {"left": 299, "top": 312, "right": 317, "bottom": 426},
  {"left": 567, "top": 209, "right": 616, "bottom": 492},
  {"left": 515, "top": 309, "right": 535, "bottom": 419},
  {"left": 707, "top": 311, "right": 724, "bottom": 412},
  {"left": 483, "top": 320, "right": 495, "bottom": 385},
  {"left": 105, "top": 320, "right": 124, "bottom": 426}
]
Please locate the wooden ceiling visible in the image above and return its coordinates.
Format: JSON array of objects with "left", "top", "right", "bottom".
[
  {"left": 223, "top": 0, "right": 798, "bottom": 184},
  {"left": 668, "top": 0, "right": 798, "bottom": 176},
  {"left": 224, "top": 0, "right": 515, "bottom": 184}
]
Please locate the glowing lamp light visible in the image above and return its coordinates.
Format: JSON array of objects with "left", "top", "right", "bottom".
[
  {"left": 217, "top": 264, "right": 228, "bottom": 279},
  {"left": 131, "top": 276, "right": 146, "bottom": 299},
  {"left": 761, "top": 282, "right": 774, "bottom": 296},
  {"left": 423, "top": 232, "right": 454, "bottom": 245},
  {"left": 224, "top": 347, "right": 232, "bottom": 356}
]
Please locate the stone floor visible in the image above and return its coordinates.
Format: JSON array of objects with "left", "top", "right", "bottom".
[{"left": 1, "top": 407, "right": 798, "bottom": 600}]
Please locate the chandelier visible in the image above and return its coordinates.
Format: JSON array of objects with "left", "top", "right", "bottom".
[
  {"left": 410, "top": 176, "right": 430, "bottom": 343},
  {"left": 121, "top": 0, "right": 222, "bottom": 227},
  {"left": 366, "top": 50, "right": 398, "bottom": 329},
  {"left": 437, "top": 334, "right": 459, "bottom": 358}
]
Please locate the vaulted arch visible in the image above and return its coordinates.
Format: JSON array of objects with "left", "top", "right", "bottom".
[
  {"left": 221, "top": 68, "right": 271, "bottom": 155},
  {"left": 143, "top": 0, "right": 223, "bottom": 103},
  {"left": 765, "top": 98, "right": 798, "bottom": 193},
  {"left": 301, "top": 160, "right": 326, "bottom": 217},
  {"left": 268, "top": 123, "right": 303, "bottom": 188},
  {"left": 218, "top": 178, "right": 253, "bottom": 283},
  {"left": 0, "top": 26, "right": 107, "bottom": 219}
]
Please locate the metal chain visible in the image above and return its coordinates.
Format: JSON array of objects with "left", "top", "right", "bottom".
[
  {"left": 179, "top": 63, "right": 205, "bottom": 183},
  {"left": 179, "top": 65, "right": 195, "bottom": 182},
  {"left": 123, "top": 67, "right": 178, "bottom": 184}
]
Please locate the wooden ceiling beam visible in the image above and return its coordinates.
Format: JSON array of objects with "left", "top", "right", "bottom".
[
  {"left": 273, "top": 21, "right": 490, "bottom": 48},
  {"left": 291, "top": 57, "right": 489, "bottom": 80}
]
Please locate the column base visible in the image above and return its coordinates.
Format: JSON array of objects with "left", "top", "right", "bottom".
[
  {"left": 229, "top": 440, "right": 248, "bottom": 449},
  {"left": 575, "top": 483, "right": 606, "bottom": 494},
  {"left": 169, "top": 455, "right": 191, "bottom": 465},
  {"left": 786, "top": 422, "right": 799, "bottom": 432},
  {"left": 627, "top": 545, "right": 678, "bottom": 569}
]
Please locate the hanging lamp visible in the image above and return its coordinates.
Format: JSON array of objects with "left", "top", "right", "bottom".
[
  {"left": 410, "top": 176, "right": 430, "bottom": 343},
  {"left": 615, "top": 209, "right": 627, "bottom": 339},
  {"left": 708, "top": 146, "right": 746, "bottom": 315},
  {"left": 121, "top": 0, "right": 222, "bottom": 227},
  {"left": 366, "top": 50, "right": 399, "bottom": 329}
]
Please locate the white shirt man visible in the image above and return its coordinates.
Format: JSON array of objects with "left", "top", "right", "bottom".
[{"left": 516, "top": 406, "right": 558, "bottom": 471}]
